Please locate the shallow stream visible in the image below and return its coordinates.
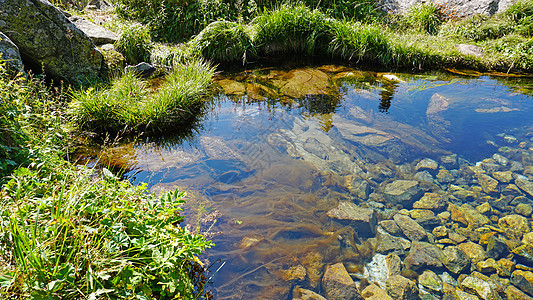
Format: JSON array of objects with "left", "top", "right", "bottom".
[{"left": 77, "top": 64, "right": 533, "bottom": 299}]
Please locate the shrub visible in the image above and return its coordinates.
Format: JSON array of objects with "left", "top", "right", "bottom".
[
  {"left": 114, "top": 23, "right": 153, "bottom": 64},
  {"left": 252, "top": 4, "right": 334, "bottom": 55},
  {"left": 403, "top": 3, "right": 444, "bottom": 35},
  {"left": 70, "top": 59, "right": 215, "bottom": 134},
  {"left": 190, "top": 20, "right": 255, "bottom": 63}
]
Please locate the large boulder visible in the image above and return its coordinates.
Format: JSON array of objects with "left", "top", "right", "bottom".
[
  {"left": 68, "top": 15, "right": 118, "bottom": 45},
  {"left": 0, "top": 0, "right": 103, "bottom": 84},
  {"left": 0, "top": 31, "right": 23, "bottom": 74},
  {"left": 378, "top": 0, "right": 514, "bottom": 18}
]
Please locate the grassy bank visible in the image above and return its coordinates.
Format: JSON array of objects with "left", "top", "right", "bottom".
[
  {"left": 0, "top": 69, "right": 213, "bottom": 299},
  {"left": 108, "top": 0, "right": 533, "bottom": 73}
]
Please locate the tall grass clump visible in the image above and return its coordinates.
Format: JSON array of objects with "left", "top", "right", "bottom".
[
  {"left": 114, "top": 23, "right": 153, "bottom": 64},
  {"left": 328, "top": 20, "right": 391, "bottom": 64},
  {"left": 503, "top": 0, "right": 533, "bottom": 22},
  {"left": 70, "top": 59, "right": 215, "bottom": 134},
  {"left": 1, "top": 165, "right": 212, "bottom": 299},
  {"left": 439, "top": 14, "right": 513, "bottom": 41},
  {"left": 252, "top": 4, "right": 333, "bottom": 55},
  {"left": 114, "top": 0, "right": 258, "bottom": 42},
  {"left": 403, "top": 3, "right": 444, "bottom": 35},
  {"left": 190, "top": 20, "right": 255, "bottom": 63}
]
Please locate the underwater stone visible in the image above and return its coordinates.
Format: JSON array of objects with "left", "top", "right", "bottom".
[
  {"left": 385, "top": 275, "right": 418, "bottom": 300},
  {"left": 433, "top": 226, "right": 448, "bottom": 238},
  {"left": 419, "top": 269, "right": 443, "bottom": 292},
  {"left": 498, "top": 214, "right": 530, "bottom": 239},
  {"left": 477, "top": 202, "right": 493, "bottom": 214},
  {"left": 512, "top": 270, "right": 533, "bottom": 297},
  {"left": 416, "top": 158, "right": 439, "bottom": 172},
  {"left": 505, "top": 285, "right": 533, "bottom": 300},
  {"left": 477, "top": 258, "right": 499, "bottom": 274},
  {"left": 512, "top": 244, "right": 533, "bottom": 265},
  {"left": 361, "top": 284, "right": 393, "bottom": 300},
  {"left": 493, "top": 154, "right": 509, "bottom": 166},
  {"left": 493, "top": 171, "right": 513, "bottom": 183},
  {"left": 516, "top": 178, "right": 533, "bottom": 198},
  {"left": 486, "top": 235, "right": 509, "bottom": 259},
  {"left": 292, "top": 286, "right": 327, "bottom": 300},
  {"left": 415, "top": 171, "right": 435, "bottom": 183},
  {"left": 393, "top": 214, "right": 427, "bottom": 242},
  {"left": 459, "top": 241, "right": 488, "bottom": 264},
  {"left": 441, "top": 246, "right": 471, "bottom": 274},
  {"left": 378, "top": 220, "right": 402, "bottom": 236},
  {"left": 460, "top": 273, "right": 502, "bottom": 300},
  {"left": 437, "top": 169, "right": 456, "bottom": 183},
  {"left": 449, "top": 203, "right": 490, "bottom": 229},
  {"left": 498, "top": 258, "right": 516, "bottom": 277},
  {"left": 363, "top": 253, "right": 390, "bottom": 288},
  {"left": 327, "top": 202, "right": 377, "bottom": 236},
  {"left": 478, "top": 174, "right": 500, "bottom": 195},
  {"left": 383, "top": 180, "right": 421, "bottom": 205},
  {"left": 405, "top": 242, "right": 444, "bottom": 271},
  {"left": 413, "top": 192, "right": 446, "bottom": 211},
  {"left": 375, "top": 228, "right": 411, "bottom": 255},
  {"left": 322, "top": 263, "right": 362, "bottom": 300},
  {"left": 441, "top": 154, "right": 458, "bottom": 169},
  {"left": 516, "top": 203, "right": 533, "bottom": 217}
]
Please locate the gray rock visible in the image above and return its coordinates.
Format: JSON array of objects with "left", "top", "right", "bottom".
[
  {"left": 0, "top": 0, "right": 103, "bottom": 85},
  {"left": 493, "top": 153, "right": 509, "bottom": 166},
  {"left": 322, "top": 263, "right": 362, "bottom": 300},
  {"left": 404, "top": 242, "right": 444, "bottom": 271},
  {"left": 419, "top": 269, "right": 443, "bottom": 292},
  {"left": 327, "top": 202, "right": 377, "bottom": 236},
  {"left": 415, "top": 171, "right": 435, "bottom": 183},
  {"left": 416, "top": 158, "right": 439, "bottom": 172},
  {"left": 385, "top": 275, "right": 418, "bottom": 300},
  {"left": 375, "top": 228, "right": 411, "bottom": 255},
  {"left": 384, "top": 180, "right": 421, "bottom": 204},
  {"left": 486, "top": 235, "right": 508, "bottom": 259},
  {"left": 441, "top": 154, "right": 458, "bottom": 169},
  {"left": 457, "top": 44, "right": 484, "bottom": 57},
  {"left": 0, "top": 31, "right": 23, "bottom": 74},
  {"left": 441, "top": 245, "right": 471, "bottom": 274},
  {"left": 363, "top": 253, "right": 390, "bottom": 288},
  {"left": 512, "top": 270, "right": 533, "bottom": 297},
  {"left": 379, "top": 220, "right": 403, "bottom": 236},
  {"left": 68, "top": 16, "right": 118, "bottom": 45},
  {"left": 516, "top": 178, "right": 533, "bottom": 198},
  {"left": 379, "top": 0, "right": 502, "bottom": 18},
  {"left": 460, "top": 273, "right": 502, "bottom": 300},
  {"left": 393, "top": 213, "right": 427, "bottom": 242},
  {"left": 125, "top": 62, "right": 157, "bottom": 79}
]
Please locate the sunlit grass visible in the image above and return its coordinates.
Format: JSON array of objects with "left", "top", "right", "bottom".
[{"left": 70, "top": 59, "right": 215, "bottom": 134}]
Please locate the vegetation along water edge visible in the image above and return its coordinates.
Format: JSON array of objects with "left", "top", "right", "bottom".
[{"left": 1, "top": 0, "right": 533, "bottom": 298}]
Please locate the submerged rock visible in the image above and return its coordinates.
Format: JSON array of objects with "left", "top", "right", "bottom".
[
  {"left": 363, "top": 253, "right": 390, "bottom": 288},
  {"left": 292, "top": 286, "right": 327, "bottom": 300},
  {"left": 385, "top": 275, "right": 418, "bottom": 300},
  {"left": 327, "top": 202, "right": 377, "bottom": 235},
  {"left": 404, "top": 242, "right": 444, "bottom": 271},
  {"left": 459, "top": 241, "right": 488, "bottom": 264},
  {"left": 361, "top": 284, "right": 393, "bottom": 300},
  {"left": 0, "top": 0, "right": 103, "bottom": 84},
  {"left": 384, "top": 180, "right": 421, "bottom": 205},
  {"left": 322, "top": 263, "right": 362, "bottom": 300},
  {"left": 516, "top": 178, "right": 533, "bottom": 198},
  {"left": 441, "top": 246, "right": 471, "bottom": 274},
  {"left": 505, "top": 285, "right": 533, "bottom": 300},
  {"left": 393, "top": 213, "right": 427, "bottom": 242},
  {"left": 418, "top": 269, "right": 443, "bottom": 293},
  {"left": 460, "top": 273, "right": 502, "bottom": 300},
  {"left": 512, "top": 270, "right": 533, "bottom": 297},
  {"left": 413, "top": 192, "right": 446, "bottom": 211}
]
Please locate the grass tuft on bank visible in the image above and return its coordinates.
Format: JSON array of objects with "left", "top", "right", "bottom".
[{"left": 70, "top": 59, "right": 215, "bottom": 135}]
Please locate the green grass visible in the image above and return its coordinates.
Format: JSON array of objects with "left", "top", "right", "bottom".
[
  {"left": 114, "top": 23, "right": 153, "bottom": 65},
  {"left": 0, "top": 60, "right": 213, "bottom": 300},
  {"left": 252, "top": 4, "right": 334, "bottom": 55},
  {"left": 70, "top": 59, "right": 215, "bottom": 134},
  {"left": 190, "top": 20, "right": 255, "bottom": 64},
  {"left": 403, "top": 2, "right": 444, "bottom": 35}
]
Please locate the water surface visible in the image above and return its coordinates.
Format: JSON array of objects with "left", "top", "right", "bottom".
[{"left": 77, "top": 65, "right": 533, "bottom": 299}]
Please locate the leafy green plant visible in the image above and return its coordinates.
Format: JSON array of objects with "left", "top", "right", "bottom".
[
  {"left": 190, "top": 20, "right": 255, "bottom": 63},
  {"left": 115, "top": 23, "right": 153, "bottom": 64},
  {"left": 403, "top": 2, "right": 444, "bottom": 35},
  {"left": 1, "top": 165, "right": 212, "bottom": 299},
  {"left": 70, "top": 59, "right": 215, "bottom": 134},
  {"left": 503, "top": 0, "right": 533, "bottom": 22}
]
